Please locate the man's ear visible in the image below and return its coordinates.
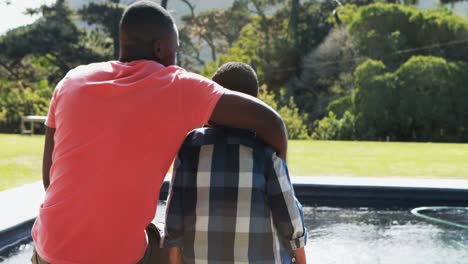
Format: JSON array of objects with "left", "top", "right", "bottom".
[{"left": 152, "top": 40, "right": 162, "bottom": 60}]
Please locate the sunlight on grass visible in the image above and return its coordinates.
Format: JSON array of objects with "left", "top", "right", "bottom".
[
  {"left": 1, "top": 134, "right": 468, "bottom": 191},
  {"left": 0, "top": 134, "right": 43, "bottom": 191},
  {"left": 288, "top": 140, "right": 468, "bottom": 179}
]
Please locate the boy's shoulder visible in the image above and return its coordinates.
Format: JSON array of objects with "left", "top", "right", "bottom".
[{"left": 182, "top": 127, "right": 273, "bottom": 153}]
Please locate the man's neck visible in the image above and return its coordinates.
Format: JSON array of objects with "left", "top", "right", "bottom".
[
  {"left": 119, "top": 49, "right": 159, "bottom": 63},
  {"left": 119, "top": 56, "right": 158, "bottom": 63}
]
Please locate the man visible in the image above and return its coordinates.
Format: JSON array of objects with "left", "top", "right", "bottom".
[
  {"left": 32, "top": 1, "right": 287, "bottom": 264},
  {"left": 165, "top": 62, "right": 307, "bottom": 264}
]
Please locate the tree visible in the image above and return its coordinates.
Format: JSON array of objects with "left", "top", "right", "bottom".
[
  {"left": 258, "top": 86, "right": 310, "bottom": 139},
  {"left": 352, "top": 59, "right": 397, "bottom": 140},
  {"left": 180, "top": 0, "right": 251, "bottom": 63},
  {"left": 0, "top": 0, "right": 111, "bottom": 79},
  {"left": 393, "top": 56, "right": 467, "bottom": 141},
  {"left": 0, "top": 0, "right": 112, "bottom": 132},
  {"left": 203, "top": 0, "right": 333, "bottom": 91},
  {"left": 79, "top": 0, "right": 124, "bottom": 59},
  {"left": 349, "top": 3, "right": 468, "bottom": 68},
  {"left": 322, "top": 56, "right": 468, "bottom": 142},
  {"left": 290, "top": 27, "right": 357, "bottom": 120},
  {"left": 289, "top": 0, "right": 300, "bottom": 41},
  {"left": 248, "top": 0, "right": 284, "bottom": 63}
]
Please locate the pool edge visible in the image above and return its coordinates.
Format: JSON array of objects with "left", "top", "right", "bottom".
[{"left": 2, "top": 178, "right": 468, "bottom": 257}]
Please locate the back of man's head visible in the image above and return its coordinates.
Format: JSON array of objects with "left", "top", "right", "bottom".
[
  {"left": 211, "top": 62, "right": 259, "bottom": 97},
  {"left": 119, "top": 1, "right": 177, "bottom": 65}
]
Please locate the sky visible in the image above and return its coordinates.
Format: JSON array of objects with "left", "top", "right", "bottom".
[
  {"left": 0, "top": 0, "right": 234, "bottom": 35},
  {"left": 0, "top": 0, "right": 56, "bottom": 35},
  {"left": 1, "top": 0, "right": 467, "bottom": 36},
  {"left": 415, "top": 0, "right": 468, "bottom": 13}
]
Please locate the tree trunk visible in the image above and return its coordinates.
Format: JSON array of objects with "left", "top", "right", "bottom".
[
  {"left": 251, "top": 0, "right": 270, "bottom": 64},
  {"left": 289, "top": 0, "right": 300, "bottom": 49}
]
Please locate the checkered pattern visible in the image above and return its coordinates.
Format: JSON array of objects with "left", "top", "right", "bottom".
[{"left": 164, "top": 127, "right": 307, "bottom": 264}]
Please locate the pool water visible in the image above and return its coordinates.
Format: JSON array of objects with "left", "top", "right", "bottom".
[
  {"left": 303, "top": 207, "right": 468, "bottom": 264},
  {"left": 2, "top": 204, "right": 467, "bottom": 264}
]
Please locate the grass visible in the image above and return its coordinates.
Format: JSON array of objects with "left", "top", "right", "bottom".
[
  {"left": 0, "top": 134, "right": 43, "bottom": 191},
  {"left": 288, "top": 140, "right": 468, "bottom": 179},
  {"left": 1, "top": 134, "right": 468, "bottom": 191}
]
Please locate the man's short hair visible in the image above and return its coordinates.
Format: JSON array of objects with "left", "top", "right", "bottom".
[
  {"left": 212, "top": 62, "right": 259, "bottom": 97},
  {"left": 120, "top": 1, "right": 175, "bottom": 44}
]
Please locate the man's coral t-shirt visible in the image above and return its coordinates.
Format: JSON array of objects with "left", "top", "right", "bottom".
[{"left": 32, "top": 60, "right": 225, "bottom": 264}]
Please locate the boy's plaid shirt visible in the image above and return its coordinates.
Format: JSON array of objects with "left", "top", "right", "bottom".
[{"left": 164, "top": 127, "right": 307, "bottom": 264}]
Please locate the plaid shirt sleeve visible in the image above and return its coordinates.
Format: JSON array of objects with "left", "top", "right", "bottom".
[
  {"left": 265, "top": 151, "right": 307, "bottom": 251},
  {"left": 164, "top": 155, "right": 185, "bottom": 248}
]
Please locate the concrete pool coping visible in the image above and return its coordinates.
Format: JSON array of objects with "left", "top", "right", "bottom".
[{"left": 1, "top": 176, "right": 468, "bottom": 256}]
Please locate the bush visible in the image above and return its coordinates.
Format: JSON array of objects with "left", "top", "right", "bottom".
[
  {"left": 327, "top": 96, "right": 352, "bottom": 119},
  {"left": 258, "top": 86, "right": 310, "bottom": 140},
  {"left": 0, "top": 80, "right": 51, "bottom": 133},
  {"left": 321, "top": 56, "right": 468, "bottom": 142},
  {"left": 349, "top": 3, "right": 468, "bottom": 67},
  {"left": 312, "top": 111, "right": 356, "bottom": 140},
  {"left": 311, "top": 112, "right": 340, "bottom": 140}
]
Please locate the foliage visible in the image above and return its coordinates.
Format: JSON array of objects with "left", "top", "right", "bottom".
[
  {"left": 1, "top": 0, "right": 468, "bottom": 143},
  {"left": 290, "top": 27, "right": 357, "bottom": 120},
  {"left": 79, "top": 0, "right": 124, "bottom": 59},
  {"left": 202, "top": 1, "right": 333, "bottom": 91},
  {"left": 349, "top": 3, "right": 468, "bottom": 68},
  {"left": 180, "top": 2, "right": 251, "bottom": 66},
  {"left": 311, "top": 111, "right": 339, "bottom": 140},
  {"left": 0, "top": 0, "right": 112, "bottom": 132},
  {"left": 0, "top": 0, "right": 111, "bottom": 78},
  {"left": 319, "top": 56, "right": 468, "bottom": 142},
  {"left": 0, "top": 80, "right": 51, "bottom": 133},
  {"left": 258, "top": 86, "right": 310, "bottom": 140},
  {"left": 327, "top": 95, "right": 352, "bottom": 119},
  {"left": 311, "top": 111, "right": 355, "bottom": 140}
]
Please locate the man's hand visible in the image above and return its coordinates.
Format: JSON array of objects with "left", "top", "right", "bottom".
[
  {"left": 42, "top": 126, "right": 55, "bottom": 190},
  {"left": 210, "top": 90, "right": 288, "bottom": 159}
]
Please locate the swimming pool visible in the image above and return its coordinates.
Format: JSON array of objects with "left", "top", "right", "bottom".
[{"left": 2, "top": 204, "right": 467, "bottom": 264}]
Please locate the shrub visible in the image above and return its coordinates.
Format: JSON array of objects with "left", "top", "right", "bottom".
[
  {"left": 258, "top": 86, "right": 310, "bottom": 140},
  {"left": 312, "top": 111, "right": 356, "bottom": 140},
  {"left": 311, "top": 111, "right": 340, "bottom": 140},
  {"left": 0, "top": 80, "right": 51, "bottom": 133}
]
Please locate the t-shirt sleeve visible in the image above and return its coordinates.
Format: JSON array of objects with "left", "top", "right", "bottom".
[
  {"left": 45, "top": 88, "right": 58, "bottom": 128},
  {"left": 178, "top": 72, "right": 227, "bottom": 128}
]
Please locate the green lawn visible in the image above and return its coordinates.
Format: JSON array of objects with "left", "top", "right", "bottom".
[
  {"left": 288, "top": 140, "right": 468, "bottom": 179},
  {"left": 0, "top": 134, "right": 43, "bottom": 191},
  {"left": 1, "top": 134, "right": 468, "bottom": 191}
]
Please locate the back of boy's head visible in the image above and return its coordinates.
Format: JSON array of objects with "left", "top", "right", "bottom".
[{"left": 211, "top": 62, "right": 259, "bottom": 97}]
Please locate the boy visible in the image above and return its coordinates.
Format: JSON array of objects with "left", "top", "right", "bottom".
[{"left": 165, "top": 62, "right": 307, "bottom": 264}]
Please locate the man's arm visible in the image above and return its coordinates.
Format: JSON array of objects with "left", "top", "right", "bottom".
[
  {"left": 209, "top": 90, "right": 288, "bottom": 159},
  {"left": 42, "top": 126, "right": 55, "bottom": 190},
  {"left": 293, "top": 248, "right": 306, "bottom": 264},
  {"left": 164, "top": 156, "right": 185, "bottom": 250},
  {"left": 168, "top": 247, "right": 184, "bottom": 264}
]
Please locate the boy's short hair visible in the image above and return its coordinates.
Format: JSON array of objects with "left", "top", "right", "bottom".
[{"left": 211, "top": 62, "right": 259, "bottom": 97}]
